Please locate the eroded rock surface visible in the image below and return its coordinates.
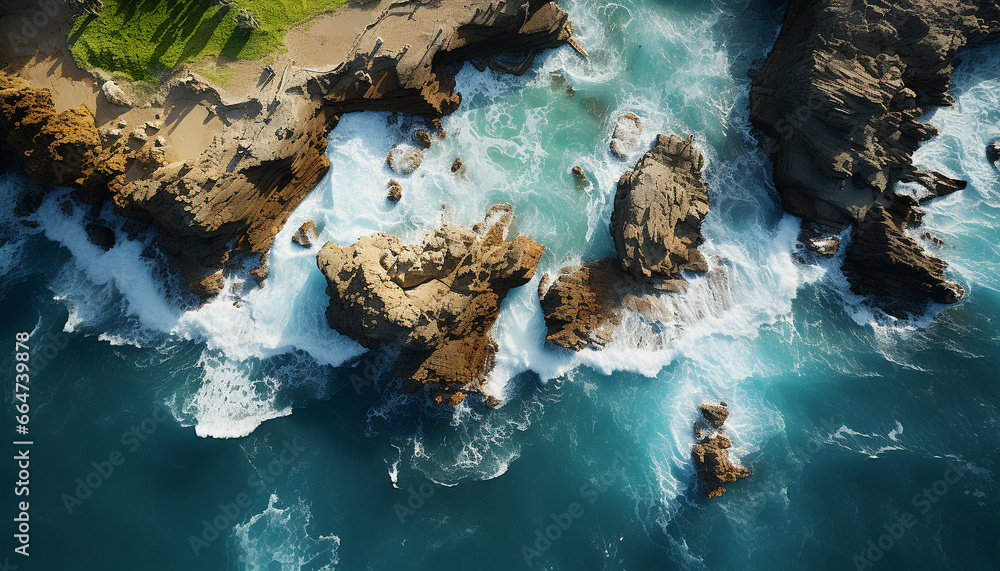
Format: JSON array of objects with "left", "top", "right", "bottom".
[
  {"left": 538, "top": 259, "right": 626, "bottom": 350},
  {"left": 317, "top": 204, "right": 543, "bottom": 405},
  {"left": 609, "top": 112, "right": 642, "bottom": 159},
  {"left": 0, "top": 0, "right": 574, "bottom": 298},
  {"left": 541, "top": 134, "right": 712, "bottom": 350},
  {"left": 611, "top": 134, "right": 710, "bottom": 280},
  {"left": 844, "top": 204, "right": 964, "bottom": 318},
  {"left": 749, "top": 0, "right": 994, "bottom": 315},
  {"left": 692, "top": 402, "right": 750, "bottom": 499}
]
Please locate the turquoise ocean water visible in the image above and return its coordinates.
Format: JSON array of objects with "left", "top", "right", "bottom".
[{"left": 2, "top": 0, "right": 999, "bottom": 569}]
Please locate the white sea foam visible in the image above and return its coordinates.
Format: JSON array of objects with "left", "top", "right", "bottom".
[{"left": 232, "top": 494, "right": 340, "bottom": 571}]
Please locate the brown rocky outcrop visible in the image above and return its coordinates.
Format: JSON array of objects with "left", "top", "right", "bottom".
[
  {"left": 0, "top": 0, "right": 574, "bottom": 298},
  {"left": 692, "top": 402, "right": 750, "bottom": 499},
  {"left": 750, "top": 0, "right": 996, "bottom": 315},
  {"left": 843, "top": 204, "right": 965, "bottom": 318},
  {"left": 316, "top": 204, "right": 543, "bottom": 405},
  {"left": 0, "top": 72, "right": 103, "bottom": 189},
  {"left": 611, "top": 134, "right": 710, "bottom": 280},
  {"left": 541, "top": 134, "right": 711, "bottom": 350},
  {"left": 538, "top": 259, "right": 626, "bottom": 350}
]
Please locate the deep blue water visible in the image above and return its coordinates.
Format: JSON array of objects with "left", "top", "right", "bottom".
[{"left": 2, "top": 0, "right": 999, "bottom": 569}]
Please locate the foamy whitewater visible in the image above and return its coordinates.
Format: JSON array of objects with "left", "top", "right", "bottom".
[{"left": 3, "top": 0, "right": 999, "bottom": 569}]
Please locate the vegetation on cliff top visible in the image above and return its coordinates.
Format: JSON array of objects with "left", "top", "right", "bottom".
[{"left": 68, "top": 0, "right": 351, "bottom": 82}]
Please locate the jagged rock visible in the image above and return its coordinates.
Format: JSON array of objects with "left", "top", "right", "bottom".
[
  {"left": 611, "top": 134, "right": 710, "bottom": 279},
  {"left": 988, "top": 139, "right": 1000, "bottom": 164},
  {"left": 539, "top": 259, "right": 625, "bottom": 350},
  {"left": 692, "top": 402, "right": 750, "bottom": 499},
  {"left": 386, "top": 144, "right": 423, "bottom": 174},
  {"left": 183, "top": 266, "right": 226, "bottom": 298},
  {"left": 291, "top": 220, "right": 317, "bottom": 247},
  {"left": 843, "top": 205, "right": 964, "bottom": 318},
  {"left": 0, "top": 2, "right": 572, "bottom": 298},
  {"left": 316, "top": 204, "right": 543, "bottom": 403},
  {"left": 748, "top": 0, "right": 997, "bottom": 316},
  {"left": 387, "top": 179, "right": 403, "bottom": 202},
  {"left": 0, "top": 72, "right": 102, "bottom": 188},
  {"left": 699, "top": 403, "right": 729, "bottom": 429},
  {"left": 85, "top": 222, "right": 116, "bottom": 251},
  {"left": 609, "top": 112, "right": 642, "bottom": 159},
  {"left": 451, "top": 157, "right": 464, "bottom": 174},
  {"left": 798, "top": 222, "right": 843, "bottom": 259},
  {"left": 414, "top": 129, "right": 432, "bottom": 149},
  {"left": 101, "top": 80, "right": 133, "bottom": 107},
  {"left": 921, "top": 231, "right": 945, "bottom": 247},
  {"left": 750, "top": 0, "right": 1000, "bottom": 226}
]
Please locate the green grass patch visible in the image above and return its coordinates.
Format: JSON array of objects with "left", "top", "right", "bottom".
[{"left": 68, "top": 0, "right": 351, "bottom": 83}]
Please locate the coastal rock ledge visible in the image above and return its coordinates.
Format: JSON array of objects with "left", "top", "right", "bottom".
[
  {"left": 316, "top": 204, "right": 543, "bottom": 406},
  {"left": 749, "top": 0, "right": 998, "bottom": 316}
]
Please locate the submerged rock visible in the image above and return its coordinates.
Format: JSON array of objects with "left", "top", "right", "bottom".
[
  {"left": 692, "top": 402, "right": 750, "bottom": 499},
  {"left": 611, "top": 134, "right": 709, "bottom": 280},
  {"left": 609, "top": 112, "right": 642, "bottom": 159},
  {"left": 386, "top": 144, "right": 423, "bottom": 174},
  {"left": 292, "top": 220, "right": 317, "bottom": 247},
  {"left": 316, "top": 204, "right": 543, "bottom": 405}
]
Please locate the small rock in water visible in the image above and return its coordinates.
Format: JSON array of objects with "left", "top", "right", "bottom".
[
  {"left": 691, "top": 402, "right": 751, "bottom": 499},
  {"left": 610, "top": 112, "right": 643, "bottom": 159},
  {"left": 451, "top": 157, "right": 464, "bottom": 174},
  {"left": 387, "top": 179, "right": 403, "bottom": 203},
  {"left": 921, "top": 231, "right": 945, "bottom": 247},
  {"left": 386, "top": 144, "right": 423, "bottom": 174},
  {"left": 988, "top": 139, "right": 1000, "bottom": 164},
  {"left": 432, "top": 118, "right": 446, "bottom": 139},
  {"left": 414, "top": 129, "right": 432, "bottom": 149},
  {"left": 85, "top": 222, "right": 116, "bottom": 251},
  {"left": 292, "top": 220, "right": 317, "bottom": 247},
  {"left": 571, "top": 165, "right": 589, "bottom": 188}
]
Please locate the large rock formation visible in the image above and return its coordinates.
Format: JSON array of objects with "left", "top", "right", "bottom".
[
  {"left": 750, "top": 0, "right": 997, "bottom": 316},
  {"left": 317, "top": 204, "right": 543, "bottom": 405},
  {"left": 611, "top": 134, "right": 709, "bottom": 280},
  {"left": 541, "top": 134, "right": 711, "bottom": 350},
  {"left": 0, "top": 0, "right": 574, "bottom": 297},
  {"left": 692, "top": 402, "right": 750, "bottom": 499}
]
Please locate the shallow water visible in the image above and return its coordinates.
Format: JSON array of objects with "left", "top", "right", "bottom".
[{"left": 2, "top": 0, "right": 999, "bottom": 569}]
